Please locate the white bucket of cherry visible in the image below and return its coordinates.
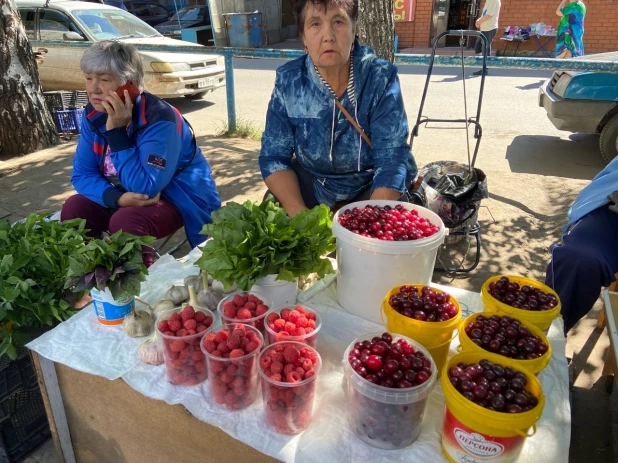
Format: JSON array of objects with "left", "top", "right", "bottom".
[{"left": 332, "top": 200, "right": 446, "bottom": 324}]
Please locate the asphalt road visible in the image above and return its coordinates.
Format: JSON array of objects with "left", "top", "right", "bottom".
[{"left": 167, "top": 59, "right": 606, "bottom": 183}]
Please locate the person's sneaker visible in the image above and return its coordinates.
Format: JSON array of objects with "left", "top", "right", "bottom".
[{"left": 472, "top": 69, "right": 487, "bottom": 76}]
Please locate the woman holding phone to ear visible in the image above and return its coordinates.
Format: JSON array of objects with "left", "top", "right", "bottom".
[{"left": 61, "top": 41, "right": 221, "bottom": 265}]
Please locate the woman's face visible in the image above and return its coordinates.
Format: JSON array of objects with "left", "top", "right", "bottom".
[
  {"left": 84, "top": 72, "right": 123, "bottom": 112},
  {"left": 302, "top": 3, "right": 356, "bottom": 70}
]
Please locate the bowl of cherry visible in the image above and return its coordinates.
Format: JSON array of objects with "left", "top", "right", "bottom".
[
  {"left": 460, "top": 313, "right": 552, "bottom": 376},
  {"left": 342, "top": 332, "right": 437, "bottom": 450},
  {"left": 481, "top": 276, "right": 561, "bottom": 333}
]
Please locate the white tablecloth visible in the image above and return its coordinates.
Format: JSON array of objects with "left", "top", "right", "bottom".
[{"left": 28, "top": 254, "right": 570, "bottom": 462}]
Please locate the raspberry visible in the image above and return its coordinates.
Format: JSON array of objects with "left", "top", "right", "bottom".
[
  {"left": 225, "top": 391, "right": 239, "bottom": 404},
  {"left": 245, "top": 341, "right": 259, "bottom": 353},
  {"left": 188, "top": 329, "right": 197, "bottom": 335},
  {"left": 237, "top": 308, "right": 252, "bottom": 320},
  {"left": 271, "top": 361, "right": 283, "bottom": 374},
  {"left": 170, "top": 312, "right": 182, "bottom": 322},
  {"left": 304, "top": 369, "right": 315, "bottom": 379},
  {"left": 232, "top": 326, "right": 246, "bottom": 336},
  {"left": 194, "top": 311, "right": 206, "bottom": 323},
  {"left": 194, "top": 361, "right": 205, "bottom": 373},
  {"left": 181, "top": 305, "right": 195, "bottom": 321},
  {"left": 287, "top": 371, "right": 302, "bottom": 383},
  {"left": 171, "top": 359, "right": 183, "bottom": 368},
  {"left": 293, "top": 327, "right": 306, "bottom": 336},
  {"left": 283, "top": 346, "right": 300, "bottom": 363},
  {"left": 164, "top": 331, "right": 174, "bottom": 336},
  {"left": 176, "top": 329, "right": 188, "bottom": 337},
  {"left": 295, "top": 367, "right": 305, "bottom": 377},
  {"left": 273, "top": 344, "right": 285, "bottom": 353},
  {"left": 167, "top": 320, "right": 181, "bottom": 332},
  {"left": 256, "top": 304, "right": 268, "bottom": 316},
  {"left": 244, "top": 302, "right": 256, "bottom": 311},
  {"left": 205, "top": 332, "right": 217, "bottom": 342},
  {"left": 227, "top": 364, "right": 238, "bottom": 375},
  {"left": 296, "top": 316, "right": 309, "bottom": 328},
  {"left": 273, "top": 319, "right": 286, "bottom": 331},
  {"left": 280, "top": 308, "right": 291, "bottom": 320},
  {"left": 232, "top": 295, "right": 246, "bottom": 307},
  {"left": 267, "top": 312, "right": 280, "bottom": 324},
  {"left": 183, "top": 319, "right": 197, "bottom": 330},
  {"left": 306, "top": 312, "right": 317, "bottom": 321},
  {"left": 303, "top": 359, "right": 313, "bottom": 371},
  {"left": 283, "top": 364, "right": 295, "bottom": 375},
  {"left": 191, "top": 351, "right": 203, "bottom": 361},
  {"left": 167, "top": 351, "right": 179, "bottom": 360},
  {"left": 220, "top": 372, "right": 234, "bottom": 384},
  {"left": 308, "top": 319, "right": 316, "bottom": 328},
  {"left": 180, "top": 348, "right": 191, "bottom": 361},
  {"left": 173, "top": 374, "right": 186, "bottom": 384},
  {"left": 305, "top": 327, "right": 314, "bottom": 334},
  {"left": 295, "top": 306, "right": 306, "bottom": 314},
  {"left": 211, "top": 350, "right": 223, "bottom": 358},
  {"left": 247, "top": 294, "right": 260, "bottom": 304},
  {"left": 270, "top": 373, "right": 282, "bottom": 382},
  {"left": 271, "top": 352, "right": 284, "bottom": 363},
  {"left": 230, "top": 349, "right": 245, "bottom": 359},
  {"left": 275, "top": 332, "right": 290, "bottom": 342},
  {"left": 288, "top": 310, "right": 301, "bottom": 324},
  {"left": 224, "top": 307, "right": 238, "bottom": 319},
  {"left": 227, "top": 336, "right": 241, "bottom": 350},
  {"left": 169, "top": 340, "right": 186, "bottom": 352},
  {"left": 215, "top": 331, "right": 229, "bottom": 343},
  {"left": 218, "top": 342, "right": 231, "bottom": 354},
  {"left": 284, "top": 322, "right": 296, "bottom": 333},
  {"left": 196, "top": 324, "right": 207, "bottom": 333},
  {"left": 260, "top": 356, "right": 272, "bottom": 370},
  {"left": 158, "top": 320, "right": 169, "bottom": 332},
  {"left": 232, "top": 377, "right": 245, "bottom": 388},
  {"left": 241, "top": 337, "right": 250, "bottom": 348},
  {"left": 223, "top": 301, "right": 236, "bottom": 311},
  {"left": 268, "top": 323, "right": 276, "bottom": 331},
  {"left": 203, "top": 316, "right": 214, "bottom": 328}
]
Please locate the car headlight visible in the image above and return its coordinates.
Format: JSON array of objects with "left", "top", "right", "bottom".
[
  {"left": 552, "top": 73, "right": 572, "bottom": 98},
  {"left": 216, "top": 56, "right": 224, "bottom": 67},
  {"left": 150, "top": 62, "right": 191, "bottom": 72},
  {"left": 173, "top": 30, "right": 181, "bottom": 34}
]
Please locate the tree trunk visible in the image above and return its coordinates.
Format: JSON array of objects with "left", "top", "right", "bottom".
[
  {"left": 357, "top": 0, "right": 395, "bottom": 62},
  {"left": 0, "top": 0, "right": 58, "bottom": 157}
]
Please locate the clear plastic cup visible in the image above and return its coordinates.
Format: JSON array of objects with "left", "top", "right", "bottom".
[
  {"left": 342, "top": 332, "right": 437, "bottom": 450},
  {"left": 201, "top": 323, "right": 264, "bottom": 411},
  {"left": 264, "top": 305, "right": 322, "bottom": 348},
  {"left": 157, "top": 306, "right": 216, "bottom": 386},
  {"left": 218, "top": 292, "right": 272, "bottom": 338},
  {"left": 258, "top": 341, "right": 322, "bottom": 435}
]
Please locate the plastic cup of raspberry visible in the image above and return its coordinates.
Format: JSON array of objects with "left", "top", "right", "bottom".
[
  {"left": 218, "top": 292, "right": 272, "bottom": 338},
  {"left": 264, "top": 305, "right": 322, "bottom": 349},
  {"left": 258, "top": 341, "right": 322, "bottom": 435},
  {"left": 156, "top": 305, "right": 216, "bottom": 386},
  {"left": 201, "top": 323, "right": 264, "bottom": 411}
]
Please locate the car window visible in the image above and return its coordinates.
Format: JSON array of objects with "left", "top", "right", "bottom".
[
  {"left": 72, "top": 8, "right": 159, "bottom": 39},
  {"left": 17, "top": 9, "right": 36, "bottom": 39},
  {"left": 39, "top": 9, "right": 85, "bottom": 41},
  {"left": 150, "top": 5, "right": 168, "bottom": 16},
  {"left": 131, "top": 3, "right": 151, "bottom": 16},
  {"left": 171, "top": 7, "right": 204, "bottom": 21}
]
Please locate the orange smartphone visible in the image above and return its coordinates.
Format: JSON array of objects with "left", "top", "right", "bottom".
[{"left": 116, "top": 81, "right": 140, "bottom": 104}]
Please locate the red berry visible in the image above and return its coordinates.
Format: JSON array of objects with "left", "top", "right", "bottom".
[
  {"left": 194, "top": 311, "right": 206, "bottom": 323},
  {"left": 229, "top": 349, "right": 245, "bottom": 358},
  {"left": 167, "top": 319, "right": 182, "bottom": 332},
  {"left": 181, "top": 305, "right": 195, "bottom": 321},
  {"left": 183, "top": 319, "right": 197, "bottom": 330},
  {"left": 365, "top": 355, "right": 383, "bottom": 371},
  {"left": 236, "top": 308, "right": 252, "bottom": 320},
  {"left": 158, "top": 320, "right": 169, "bottom": 332},
  {"left": 169, "top": 340, "right": 186, "bottom": 353}
]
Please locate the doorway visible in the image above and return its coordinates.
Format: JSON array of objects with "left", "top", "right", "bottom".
[{"left": 431, "top": 0, "right": 478, "bottom": 47}]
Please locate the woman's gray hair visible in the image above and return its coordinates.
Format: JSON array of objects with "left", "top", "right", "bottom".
[{"left": 81, "top": 41, "right": 144, "bottom": 90}]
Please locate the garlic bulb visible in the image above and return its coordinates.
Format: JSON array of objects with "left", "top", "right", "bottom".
[
  {"left": 153, "top": 299, "right": 175, "bottom": 319},
  {"left": 123, "top": 309, "right": 154, "bottom": 338},
  {"left": 184, "top": 274, "right": 205, "bottom": 294},
  {"left": 165, "top": 285, "right": 189, "bottom": 305},
  {"left": 137, "top": 332, "right": 164, "bottom": 365},
  {"left": 197, "top": 289, "right": 223, "bottom": 311}
]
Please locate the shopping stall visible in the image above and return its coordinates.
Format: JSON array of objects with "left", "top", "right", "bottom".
[{"left": 24, "top": 199, "right": 571, "bottom": 463}]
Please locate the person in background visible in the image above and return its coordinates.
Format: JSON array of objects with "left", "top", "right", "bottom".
[
  {"left": 259, "top": 0, "right": 417, "bottom": 217},
  {"left": 556, "top": 0, "right": 585, "bottom": 58},
  {"left": 473, "top": 0, "right": 501, "bottom": 76},
  {"left": 61, "top": 41, "right": 221, "bottom": 266},
  {"left": 546, "top": 154, "right": 618, "bottom": 333}
]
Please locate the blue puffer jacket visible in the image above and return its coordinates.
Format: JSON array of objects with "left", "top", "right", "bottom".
[
  {"left": 259, "top": 42, "right": 417, "bottom": 206},
  {"left": 72, "top": 92, "right": 221, "bottom": 247}
]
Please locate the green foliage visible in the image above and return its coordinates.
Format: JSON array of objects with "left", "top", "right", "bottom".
[
  {"left": 64, "top": 231, "right": 154, "bottom": 301},
  {"left": 0, "top": 214, "right": 88, "bottom": 359},
  {"left": 196, "top": 199, "right": 336, "bottom": 291}
]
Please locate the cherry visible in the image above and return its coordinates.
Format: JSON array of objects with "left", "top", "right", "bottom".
[
  {"left": 389, "top": 286, "right": 458, "bottom": 323},
  {"left": 489, "top": 277, "right": 557, "bottom": 312},
  {"left": 365, "top": 355, "right": 383, "bottom": 371}
]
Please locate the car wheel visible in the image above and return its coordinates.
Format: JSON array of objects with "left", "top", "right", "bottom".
[
  {"left": 600, "top": 114, "right": 618, "bottom": 163},
  {"left": 184, "top": 91, "right": 208, "bottom": 100}
]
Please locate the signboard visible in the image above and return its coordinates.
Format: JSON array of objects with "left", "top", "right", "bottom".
[{"left": 394, "top": 0, "right": 415, "bottom": 21}]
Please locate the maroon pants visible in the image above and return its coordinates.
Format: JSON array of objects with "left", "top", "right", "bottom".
[{"left": 61, "top": 194, "right": 184, "bottom": 267}]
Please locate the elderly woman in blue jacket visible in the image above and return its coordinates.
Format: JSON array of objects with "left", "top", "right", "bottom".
[
  {"left": 259, "top": 0, "right": 417, "bottom": 217},
  {"left": 61, "top": 41, "right": 221, "bottom": 265},
  {"left": 546, "top": 154, "right": 618, "bottom": 332}
]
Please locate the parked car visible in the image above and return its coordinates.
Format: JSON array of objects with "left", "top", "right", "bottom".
[
  {"left": 539, "top": 51, "right": 618, "bottom": 162},
  {"left": 17, "top": 0, "right": 225, "bottom": 99},
  {"left": 155, "top": 6, "right": 210, "bottom": 40}
]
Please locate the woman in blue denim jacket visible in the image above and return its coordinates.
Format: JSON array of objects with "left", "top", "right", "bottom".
[{"left": 259, "top": 0, "right": 417, "bottom": 217}]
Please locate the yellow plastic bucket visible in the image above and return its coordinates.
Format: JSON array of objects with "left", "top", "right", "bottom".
[
  {"left": 441, "top": 352, "right": 545, "bottom": 463},
  {"left": 459, "top": 313, "right": 552, "bottom": 376},
  {"left": 481, "top": 275, "right": 561, "bottom": 333},
  {"left": 381, "top": 284, "right": 461, "bottom": 374}
]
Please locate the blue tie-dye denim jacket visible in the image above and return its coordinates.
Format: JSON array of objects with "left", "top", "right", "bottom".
[{"left": 259, "top": 42, "right": 417, "bottom": 206}]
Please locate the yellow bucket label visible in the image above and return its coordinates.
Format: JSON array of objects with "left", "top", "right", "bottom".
[{"left": 442, "top": 409, "right": 525, "bottom": 462}]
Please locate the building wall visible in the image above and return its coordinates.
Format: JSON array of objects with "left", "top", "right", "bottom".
[{"left": 396, "top": 0, "right": 618, "bottom": 54}]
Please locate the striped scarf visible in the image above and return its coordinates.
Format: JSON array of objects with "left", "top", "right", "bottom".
[{"left": 313, "top": 49, "right": 356, "bottom": 106}]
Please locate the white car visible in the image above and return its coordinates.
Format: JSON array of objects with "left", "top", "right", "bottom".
[{"left": 17, "top": 0, "right": 225, "bottom": 99}]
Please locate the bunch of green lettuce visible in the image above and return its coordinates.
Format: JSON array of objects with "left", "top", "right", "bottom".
[{"left": 196, "top": 200, "right": 336, "bottom": 291}]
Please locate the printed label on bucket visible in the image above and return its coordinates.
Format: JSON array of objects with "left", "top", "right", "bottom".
[
  {"left": 91, "top": 289, "right": 134, "bottom": 321},
  {"left": 442, "top": 409, "right": 524, "bottom": 463}
]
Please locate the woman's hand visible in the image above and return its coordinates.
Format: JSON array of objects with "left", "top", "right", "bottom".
[
  {"left": 370, "top": 188, "right": 401, "bottom": 201},
  {"left": 103, "top": 90, "right": 133, "bottom": 131},
  {"left": 117, "top": 192, "right": 160, "bottom": 208}
]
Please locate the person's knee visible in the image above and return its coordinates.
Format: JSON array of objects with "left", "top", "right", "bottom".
[
  {"left": 109, "top": 208, "right": 145, "bottom": 236},
  {"left": 61, "top": 194, "right": 91, "bottom": 220},
  {"left": 551, "top": 243, "right": 605, "bottom": 282}
]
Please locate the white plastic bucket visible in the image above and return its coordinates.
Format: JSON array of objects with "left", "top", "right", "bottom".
[
  {"left": 251, "top": 274, "right": 298, "bottom": 308},
  {"left": 332, "top": 200, "right": 446, "bottom": 324}
]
